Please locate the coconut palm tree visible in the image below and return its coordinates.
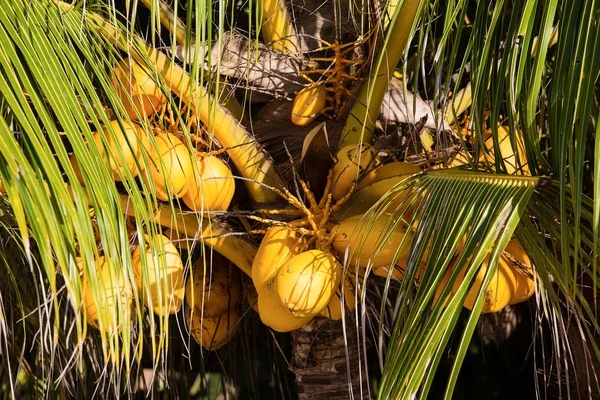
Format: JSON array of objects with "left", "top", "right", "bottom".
[{"left": 0, "top": 0, "right": 598, "bottom": 398}]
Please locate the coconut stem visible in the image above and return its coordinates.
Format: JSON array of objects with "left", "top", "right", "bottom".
[
  {"left": 340, "top": 0, "right": 425, "bottom": 147},
  {"left": 257, "top": 0, "right": 300, "bottom": 53},
  {"left": 116, "top": 193, "right": 255, "bottom": 277},
  {"left": 138, "top": 0, "right": 245, "bottom": 121}
]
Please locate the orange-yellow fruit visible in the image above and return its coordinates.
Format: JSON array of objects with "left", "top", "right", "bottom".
[
  {"left": 252, "top": 226, "right": 306, "bottom": 291},
  {"left": 358, "top": 161, "right": 421, "bottom": 189},
  {"left": 319, "top": 275, "right": 357, "bottom": 320},
  {"left": 332, "top": 213, "right": 414, "bottom": 269},
  {"left": 332, "top": 144, "right": 379, "bottom": 200},
  {"left": 355, "top": 161, "right": 422, "bottom": 219},
  {"left": 112, "top": 58, "right": 166, "bottom": 120},
  {"left": 510, "top": 268, "right": 536, "bottom": 305},
  {"left": 440, "top": 239, "right": 529, "bottom": 314},
  {"left": 185, "top": 254, "right": 241, "bottom": 317},
  {"left": 131, "top": 234, "right": 185, "bottom": 316},
  {"left": 82, "top": 256, "right": 133, "bottom": 333},
  {"left": 70, "top": 120, "right": 146, "bottom": 183},
  {"left": 187, "top": 306, "right": 240, "bottom": 351},
  {"left": 481, "top": 126, "right": 529, "bottom": 175},
  {"left": 461, "top": 258, "right": 518, "bottom": 314},
  {"left": 257, "top": 279, "right": 313, "bottom": 332},
  {"left": 291, "top": 82, "right": 327, "bottom": 126},
  {"left": 182, "top": 155, "right": 235, "bottom": 213},
  {"left": 144, "top": 132, "right": 195, "bottom": 201},
  {"left": 503, "top": 240, "right": 535, "bottom": 305},
  {"left": 276, "top": 250, "right": 342, "bottom": 317}
]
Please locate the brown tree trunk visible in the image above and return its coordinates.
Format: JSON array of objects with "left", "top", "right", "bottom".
[{"left": 290, "top": 318, "right": 370, "bottom": 399}]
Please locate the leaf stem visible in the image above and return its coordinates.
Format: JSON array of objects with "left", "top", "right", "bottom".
[{"left": 340, "top": 0, "right": 425, "bottom": 146}]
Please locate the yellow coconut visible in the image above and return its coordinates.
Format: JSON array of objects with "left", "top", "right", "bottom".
[
  {"left": 319, "top": 275, "right": 357, "bottom": 320},
  {"left": 276, "top": 249, "right": 342, "bottom": 317},
  {"left": 70, "top": 120, "right": 145, "bottom": 183},
  {"left": 354, "top": 162, "right": 422, "bottom": 220},
  {"left": 187, "top": 306, "right": 240, "bottom": 351},
  {"left": 82, "top": 256, "right": 133, "bottom": 333},
  {"left": 461, "top": 260, "right": 518, "bottom": 313},
  {"left": 182, "top": 154, "right": 235, "bottom": 213},
  {"left": 503, "top": 240, "right": 535, "bottom": 305},
  {"left": 331, "top": 144, "right": 379, "bottom": 200},
  {"left": 510, "top": 267, "right": 536, "bottom": 305},
  {"left": 143, "top": 132, "right": 195, "bottom": 201},
  {"left": 185, "top": 254, "right": 242, "bottom": 317},
  {"left": 252, "top": 226, "right": 306, "bottom": 291},
  {"left": 131, "top": 234, "right": 185, "bottom": 316},
  {"left": 358, "top": 161, "right": 421, "bottom": 189},
  {"left": 291, "top": 82, "right": 327, "bottom": 126},
  {"left": 332, "top": 213, "right": 414, "bottom": 269},
  {"left": 456, "top": 239, "right": 527, "bottom": 313},
  {"left": 257, "top": 279, "right": 313, "bottom": 332},
  {"left": 0, "top": 177, "right": 5, "bottom": 193},
  {"left": 112, "top": 58, "right": 166, "bottom": 121},
  {"left": 482, "top": 126, "right": 530, "bottom": 175}
]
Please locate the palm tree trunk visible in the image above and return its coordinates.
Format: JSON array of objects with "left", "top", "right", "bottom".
[{"left": 290, "top": 318, "right": 370, "bottom": 399}]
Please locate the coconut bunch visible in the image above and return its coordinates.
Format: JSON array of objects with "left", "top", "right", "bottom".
[
  {"left": 449, "top": 125, "right": 530, "bottom": 175},
  {"left": 433, "top": 238, "right": 536, "bottom": 314},
  {"left": 69, "top": 57, "right": 236, "bottom": 215},
  {"left": 251, "top": 226, "right": 357, "bottom": 331},
  {"left": 248, "top": 139, "right": 538, "bottom": 335},
  {"left": 185, "top": 253, "right": 242, "bottom": 350},
  {"left": 72, "top": 58, "right": 243, "bottom": 349},
  {"left": 80, "top": 234, "right": 243, "bottom": 352},
  {"left": 328, "top": 143, "right": 537, "bottom": 314},
  {"left": 78, "top": 233, "right": 183, "bottom": 332},
  {"left": 248, "top": 142, "right": 425, "bottom": 331}
]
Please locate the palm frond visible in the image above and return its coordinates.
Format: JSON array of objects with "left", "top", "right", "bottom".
[{"left": 351, "top": 171, "right": 537, "bottom": 398}]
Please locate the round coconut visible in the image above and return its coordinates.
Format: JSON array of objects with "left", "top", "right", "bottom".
[
  {"left": 112, "top": 58, "right": 166, "bottom": 121},
  {"left": 132, "top": 234, "right": 185, "bottom": 316},
  {"left": 182, "top": 154, "right": 235, "bottom": 213},
  {"left": 276, "top": 249, "right": 342, "bottom": 317},
  {"left": 143, "top": 132, "right": 195, "bottom": 201}
]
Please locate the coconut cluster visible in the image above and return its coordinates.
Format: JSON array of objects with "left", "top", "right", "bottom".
[
  {"left": 248, "top": 143, "right": 422, "bottom": 330},
  {"left": 69, "top": 57, "right": 236, "bottom": 213},
  {"left": 247, "top": 141, "right": 536, "bottom": 334},
  {"left": 448, "top": 125, "right": 530, "bottom": 175},
  {"left": 75, "top": 58, "right": 240, "bottom": 349},
  {"left": 432, "top": 238, "right": 536, "bottom": 313},
  {"left": 185, "top": 253, "right": 241, "bottom": 350},
  {"left": 80, "top": 233, "right": 242, "bottom": 350},
  {"left": 251, "top": 226, "right": 357, "bottom": 332}
]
